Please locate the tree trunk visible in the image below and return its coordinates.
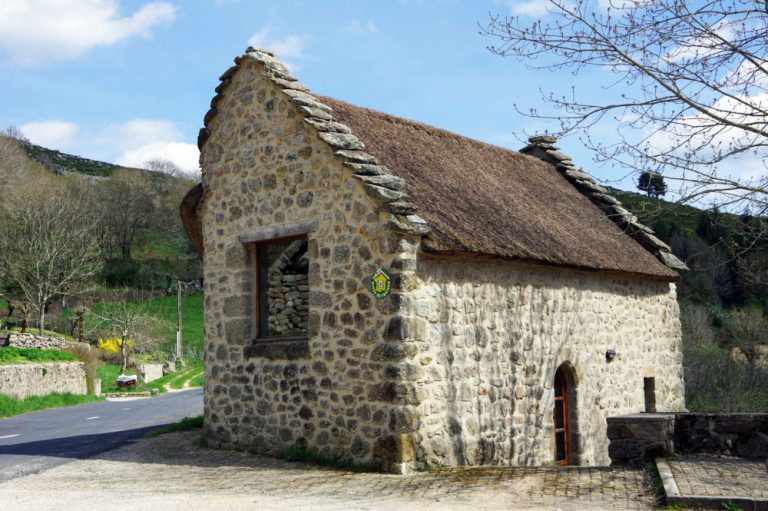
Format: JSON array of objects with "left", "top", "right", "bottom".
[
  {"left": 38, "top": 302, "right": 45, "bottom": 335},
  {"left": 120, "top": 334, "right": 128, "bottom": 375}
]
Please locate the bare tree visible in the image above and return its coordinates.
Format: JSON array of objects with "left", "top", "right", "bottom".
[
  {"left": 89, "top": 297, "right": 172, "bottom": 375},
  {"left": 0, "top": 182, "right": 103, "bottom": 333},
  {"left": 2, "top": 125, "right": 29, "bottom": 143},
  {"left": 485, "top": 0, "right": 768, "bottom": 213},
  {"left": 94, "top": 172, "right": 156, "bottom": 260},
  {"left": 144, "top": 158, "right": 199, "bottom": 180}
]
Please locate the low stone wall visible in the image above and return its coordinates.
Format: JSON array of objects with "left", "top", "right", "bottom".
[
  {"left": 608, "top": 413, "right": 768, "bottom": 465},
  {"left": 0, "top": 362, "right": 87, "bottom": 399},
  {"left": 608, "top": 414, "right": 676, "bottom": 465},
  {"left": 7, "top": 333, "right": 91, "bottom": 351},
  {"left": 675, "top": 413, "right": 768, "bottom": 459}
]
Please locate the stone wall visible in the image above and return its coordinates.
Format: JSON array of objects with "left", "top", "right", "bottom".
[
  {"left": 608, "top": 413, "right": 768, "bottom": 465},
  {"left": 405, "top": 255, "right": 686, "bottom": 468},
  {"left": 0, "top": 362, "right": 87, "bottom": 399},
  {"left": 200, "top": 56, "right": 420, "bottom": 471},
  {"left": 8, "top": 333, "right": 90, "bottom": 351},
  {"left": 198, "top": 48, "right": 686, "bottom": 472}
]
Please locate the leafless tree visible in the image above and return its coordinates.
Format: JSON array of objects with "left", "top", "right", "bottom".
[
  {"left": 0, "top": 182, "right": 103, "bottom": 333},
  {"left": 88, "top": 296, "right": 172, "bottom": 375},
  {"left": 485, "top": 0, "right": 768, "bottom": 214},
  {"left": 144, "top": 158, "right": 198, "bottom": 180},
  {"left": 94, "top": 172, "right": 156, "bottom": 260},
  {"left": 2, "top": 125, "right": 29, "bottom": 143}
]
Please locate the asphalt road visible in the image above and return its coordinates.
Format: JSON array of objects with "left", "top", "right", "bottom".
[{"left": 0, "top": 388, "right": 203, "bottom": 482}]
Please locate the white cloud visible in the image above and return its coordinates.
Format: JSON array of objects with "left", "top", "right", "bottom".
[
  {"left": 114, "top": 119, "right": 182, "bottom": 148},
  {"left": 499, "top": 0, "right": 551, "bottom": 17},
  {"left": 248, "top": 27, "right": 309, "bottom": 70},
  {"left": 104, "top": 119, "right": 198, "bottom": 173},
  {"left": 20, "top": 120, "right": 79, "bottom": 149},
  {"left": 343, "top": 19, "right": 379, "bottom": 34},
  {"left": 117, "top": 141, "right": 199, "bottom": 174},
  {"left": 0, "top": 1, "right": 176, "bottom": 66}
]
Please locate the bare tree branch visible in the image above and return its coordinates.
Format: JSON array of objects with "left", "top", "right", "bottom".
[{"left": 484, "top": 0, "right": 768, "bottom": 210}]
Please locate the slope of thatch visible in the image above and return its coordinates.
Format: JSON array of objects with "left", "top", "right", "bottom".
[
  {"left": 180, "top": 183, "right": 204, "bottom": 256},
  {"left": 322, "top": 97, "right": 677, "bottom": 279}
]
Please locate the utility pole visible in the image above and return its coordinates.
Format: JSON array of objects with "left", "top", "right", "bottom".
[{"left": 176, "top": 280, "right": 183, "bottom": 365}]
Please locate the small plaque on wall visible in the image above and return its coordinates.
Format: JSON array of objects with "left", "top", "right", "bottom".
[{"left": 369, "top": 268, "right": 391, "bottom": 299}]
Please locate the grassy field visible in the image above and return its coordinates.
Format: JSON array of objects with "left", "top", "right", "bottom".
[
  {"left": 0, "top": 393, "right": 102, "bottom": 418},
  {"left": 0, "top": 347, "right": 77, "bottom": 365}
]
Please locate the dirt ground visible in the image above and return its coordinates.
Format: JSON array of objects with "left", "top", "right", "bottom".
[{"left": 0, "top": 431, "right": 657, "bottom": 511}]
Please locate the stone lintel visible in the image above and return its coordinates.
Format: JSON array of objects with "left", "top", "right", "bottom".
[
  {"left": 237, "top": 220, "right": 319, "bottom": 244},
  {"left": 244, "top": 338, "right": 310, "bottom": 360}
]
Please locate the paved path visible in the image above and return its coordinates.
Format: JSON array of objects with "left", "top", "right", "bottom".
[
  {"left": 667, "top": 455, "right": 768, "bottom": 499},
  {"left": 0, "top": 388, "right": 203, "bottom": 482},
  {"left": 0, "top": 430, "right": 656, "bottom": 511}
]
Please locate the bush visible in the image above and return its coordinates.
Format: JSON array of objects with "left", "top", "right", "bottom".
[{"left": 65, "top": 345, "right": 99, "bottom": 395}]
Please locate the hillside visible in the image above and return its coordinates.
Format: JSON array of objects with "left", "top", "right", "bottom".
[
  {"left": 0, "top": 135, "right": 201, "bottom": 290},
  {"left": 23, "top": 142, "right": 125, "bottom": 177},
  {"left": 610, "top": 187, "right": 768, "bottom": 308}
]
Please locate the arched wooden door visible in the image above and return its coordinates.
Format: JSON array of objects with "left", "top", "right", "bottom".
[{"left": 554, "top": 366, "right": 570, "bottom": 465}]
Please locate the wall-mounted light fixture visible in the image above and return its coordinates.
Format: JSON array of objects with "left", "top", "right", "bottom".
[{"left": 605, "top": 349, "right": 617, "bottom": 362}]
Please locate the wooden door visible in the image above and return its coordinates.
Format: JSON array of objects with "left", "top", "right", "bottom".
[{"left": 554, "top": 367, "right": 570, "bottom": 465}]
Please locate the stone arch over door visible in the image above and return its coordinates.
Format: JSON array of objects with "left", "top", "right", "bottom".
[{"left": 554, "top": 362, "right": 579, "bottom": 465}]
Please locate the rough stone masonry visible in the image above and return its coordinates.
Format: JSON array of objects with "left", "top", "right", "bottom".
[{"left": 193, "top": 47, "right": 686, "bottom": 472}]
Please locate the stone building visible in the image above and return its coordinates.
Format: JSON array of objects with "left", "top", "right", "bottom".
[{"left": 182, "top": 47, "right": 687, "bottom": 473}]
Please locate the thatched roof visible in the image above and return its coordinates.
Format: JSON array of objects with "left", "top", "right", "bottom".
[
  {"left": 180, "top": 183, "right": 203, "bottom": 256},
  {"left": 189, "top": 47, "right": 680, "bottom": 280},
  {"left": 320, "top": 97, "right": 678, "bottom": 279}
]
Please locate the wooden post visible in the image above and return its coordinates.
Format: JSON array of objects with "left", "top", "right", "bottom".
[{"left": 176, "top": 280, "right": 183, "bottom": 362}]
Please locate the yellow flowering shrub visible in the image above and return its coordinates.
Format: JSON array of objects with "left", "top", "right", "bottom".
[{"left": 97, "top": 337, "right": 135, "bottom": 353}]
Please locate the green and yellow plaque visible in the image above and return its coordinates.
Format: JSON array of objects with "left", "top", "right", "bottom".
[{"left": 369, "top": 268, "right": 391, "bottom": 298}]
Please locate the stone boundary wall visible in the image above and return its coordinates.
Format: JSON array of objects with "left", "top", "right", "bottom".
[
  {"left": 7, "top": 333, "right": 91, "bottom": 351},
  {"left": 0, "top": 362, "right": 87, "bottom": 399},
  {"left": 608, "top": 413, "right": 768, "bottom": 465}
]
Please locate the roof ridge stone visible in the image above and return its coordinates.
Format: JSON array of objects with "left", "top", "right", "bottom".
[
  {"left": 198, "top": 47, "right": 429, "bottom": 238},
  {"left": 520, "top": 136, "right": 688, "bottom": 272}
]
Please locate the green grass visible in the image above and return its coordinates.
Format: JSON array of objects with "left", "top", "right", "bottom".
[
  {"left": 145, "top": 415, "right": 204, "bottom": 438},
  {"left": 188, "top": 371, "right": 204, "bottom": 388},
  {"left": 0, "top": 392, "right": 102, "bottom": 418},
  {"left": 97, "top": 360, "right": 203, "bottom": 394},
  {"left": 0, "top": 347, "right": 77, "bottom": 365}
]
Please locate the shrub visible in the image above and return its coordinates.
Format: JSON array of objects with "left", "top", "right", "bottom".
[
  {"left": 97, "top": 336, "right": 135, "bottom": 353},
  {"left": 65, "top": 345, "right": 99, "bottom": 395}
]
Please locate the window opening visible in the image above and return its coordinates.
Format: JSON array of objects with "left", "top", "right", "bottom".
[{"left": 255, "top": 236, "right": 309, "bottom": 338}]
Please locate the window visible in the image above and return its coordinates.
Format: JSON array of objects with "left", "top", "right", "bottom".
[
  {"left": 644, "top": 377, "right": 656, "bottom": 413},
  {"left": 254, "top": 236, "right": 309, "bottom": 339}
]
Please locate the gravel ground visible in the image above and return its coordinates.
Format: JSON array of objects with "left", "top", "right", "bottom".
[{"left": 0, "top": 430, "right": 657, "bottom": 511}]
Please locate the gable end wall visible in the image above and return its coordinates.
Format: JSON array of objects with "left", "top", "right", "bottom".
[{"left": 199, "top": 58, "right": 421, "bottom": 470}]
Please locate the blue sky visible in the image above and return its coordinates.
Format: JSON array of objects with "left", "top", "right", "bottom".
[{"left": 0, "top": 0, "right": 635, "bottom": 188}]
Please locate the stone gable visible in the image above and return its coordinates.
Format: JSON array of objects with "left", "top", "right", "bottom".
[{"left": 199, "top": 55, "right": 422, "bottom": 471}]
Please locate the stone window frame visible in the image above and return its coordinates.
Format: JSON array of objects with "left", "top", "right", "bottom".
[{"left": 238, "top": 221, "right": 317, "bottom": 360}]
